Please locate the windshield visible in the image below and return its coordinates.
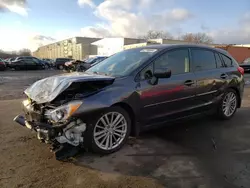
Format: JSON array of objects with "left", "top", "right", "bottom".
[
  {"left": 86, "top": 48, "right": 158, "bottom": 76},
  {"left": 95, "top": 57, "right": 105, "bottom": 63},
  {"left": 85, "top": 57, "right": 95, "bottom": 63}
]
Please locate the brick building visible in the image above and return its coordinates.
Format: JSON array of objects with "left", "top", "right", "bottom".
[{"left": 215, "top": 45, "right": 250, "bottom": 63}]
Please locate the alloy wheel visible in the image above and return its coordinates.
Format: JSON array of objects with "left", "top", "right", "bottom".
[
  {"left": 222, "top": 92, "right": 237, "bottom": 117},
  {"left": 93, "top": 112, "right": 128, "bottom": 151}
]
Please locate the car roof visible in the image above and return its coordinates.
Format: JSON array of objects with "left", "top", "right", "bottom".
[
  {"left": 131, "top": 44, "right": 229, "bottom": 56},
  {"left": 56, "top": 58, "right": 72, "bottom": 60},
  {"left": 17, "top": 56, "right": 33, "bottom": 58}
]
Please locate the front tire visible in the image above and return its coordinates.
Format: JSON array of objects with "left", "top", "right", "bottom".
[
  {"left": 86, "top": 106, "right": 131, "bottom": 154},
  {"left": 58, "top": 65, "right": 64, "bottom": 70},
  {"left": 217, "top": 89, "right": 238, "bottom": 120}
]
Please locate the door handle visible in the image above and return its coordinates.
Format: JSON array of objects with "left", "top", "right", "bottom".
[
  {"left": 220, "top": 73, "right": 228, "bottom": 79},
  {"left": 184, "top": 80, "right": 195, "bottom": 86}
]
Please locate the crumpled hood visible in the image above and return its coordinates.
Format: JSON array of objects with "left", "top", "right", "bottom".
[{"left": 24, "top": 72, "right": 115, "bottom": 104}]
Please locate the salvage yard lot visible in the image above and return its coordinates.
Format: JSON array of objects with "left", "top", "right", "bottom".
[{"left": 1, "top": 70, "right": 250, "bottom": 188}]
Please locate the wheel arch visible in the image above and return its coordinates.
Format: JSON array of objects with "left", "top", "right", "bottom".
[
  {"left": 112, "top": 102, "right": 139, "bottom": 137},
  {"left": 227, "top": 86, "right": 241, "bottom": 108}
]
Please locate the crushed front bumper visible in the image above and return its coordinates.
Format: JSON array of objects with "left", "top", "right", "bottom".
[
  {"left": 13, "top": 115, "right": 57, "bottom": 143},
  {"left": 13, "top": 114, "right": 86, "bottom": 160}
]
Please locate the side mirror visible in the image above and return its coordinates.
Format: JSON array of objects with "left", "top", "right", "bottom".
[{"left": 153, "top": 68, "right": 171, "bottom": 79}]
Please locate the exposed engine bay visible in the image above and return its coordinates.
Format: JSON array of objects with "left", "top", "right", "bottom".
[
  {"left": 14, "top": 73, "right": 115, "bottom": 160},
  {"left": 51, "top": 80, "right": 113, "bottom": 106}
]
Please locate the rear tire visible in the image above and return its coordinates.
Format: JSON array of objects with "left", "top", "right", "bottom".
[
  {"left": 85, "top": 106, "right": 131, "bottom": 154},
  {"left": 44, "top": 64, "right": 49, "bottom": 69},
  {"left": 217, "top": 89, "right": 238, "bottom": 120}
]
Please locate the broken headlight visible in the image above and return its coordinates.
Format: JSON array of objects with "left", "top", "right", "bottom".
[{"left": 46, "top": 101, "right": 82, "bottom": 123}]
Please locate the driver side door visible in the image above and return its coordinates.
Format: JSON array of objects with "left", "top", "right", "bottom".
[{"left": 137, "top": 48, "right": 198, "bottom": 126}]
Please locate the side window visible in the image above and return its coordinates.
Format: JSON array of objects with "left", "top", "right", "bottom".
[
  {"left": 25, "top": 60, "right": 35, "bottom": 64},
  {"left": 32, "top": 58, "right": 40, "bottom": 64},
  {"left": 154, "top": 49, "right": 190, "bottom": 75},
  {"left": 191, "top": 49, "right": 216, "bottom": 71},
  {"left": 221, "top": 54, "right": 233, "bottom": 67},
  {"left": 214, "top": 53, "right": 224, "bottom": 68}
]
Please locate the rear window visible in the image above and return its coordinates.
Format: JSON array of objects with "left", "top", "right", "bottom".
[
  {"left": 18, "top": 57, "right": 31, "bottom": 60},
  {"left": 85, "top": 58, "right": 94, "bottom": 63},
  {"left": 220, "top": 54, "right": 233, "bottom": 67},
  {"left": 214, "top": 53, "right": 224, "bottom": 68}
]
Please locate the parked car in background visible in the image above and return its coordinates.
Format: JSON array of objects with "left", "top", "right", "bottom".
[
  {"left": 64, "top": 60, "right": 84, "bottom": 72},
  {"left": 85, "top": 56, "right": 107, "bottom": 67},
  {"left": 43, "top": 58, "right": 52, "bottom": 63},
  {"left": 240, "top": 57, "right": 250, "bottom": 72},
  {"left": 14, "top": 44, "right": 244, "bottom": 159},
  {"left": 76, "top": 56, "right": 108, "bottom": 72},
  {"left": 3, "top": 58, "right": 9, "bottom": 67},
  {"left": 10, "top": 57, "right": 16, "bottom": 62},
  {"left": 0, "top": 58, "right": 6, "bottom": 71},
  {"left": 54, "top": 58, "right": 74, "bottom": 70},
  {"left": 13, "top": 56, "right": 50, "bottom": 69},
  {"left": 4, "top": 57, "right": 15, "bottom": 68},
  {"left": 9, "top": 56, "right": 45, "bottom": 70},
  {"left": 39, "top": 59, "right": 51, "bottom": 69},
  {"left": 42, "top": 58, "right": 54, "bottom": 67}
]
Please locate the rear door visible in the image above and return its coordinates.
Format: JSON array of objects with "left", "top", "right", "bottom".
[
  {"left": 25, "top": 58, "right": 37, "bottom": 69},
  {"left": 219, "top": 53, "right": 244, "bottom": 97},
  {"left": 190, "top": 48, "right": 227, "bottom": 109},
  {"left": 15, "top": 57, "right": 26, "bottom": 69},
  {"left": 32, "top": 57, "right": 42, "bottom": 69}
]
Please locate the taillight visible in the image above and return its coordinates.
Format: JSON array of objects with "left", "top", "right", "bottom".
[{"left": 237, "top": 67, "right": 244, "bottom": 75}]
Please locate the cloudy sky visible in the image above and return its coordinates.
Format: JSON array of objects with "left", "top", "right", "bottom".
[{"left": 0, "top": 0, "right": 249, "bottom": 51}]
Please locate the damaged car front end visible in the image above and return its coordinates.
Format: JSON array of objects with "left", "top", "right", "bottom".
[
  {"left": 13, "top": 47, "right": 162, "bottom": 160},
  {"left": 14, "top": 72, "right": 115, "bottom": 160}
]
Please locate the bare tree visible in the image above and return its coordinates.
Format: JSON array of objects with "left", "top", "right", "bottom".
[
  {"left": 180, "top": 32, "right": 213, "bottom": 44},
  {"left": 0, "top": 48, "right": 31, "bottom": 59},
  {"left": 17, "top": 48, "right": 31, "bottom": 56},
  {"left": 141, "top": 30, "right": 173, "bottom": 39}
]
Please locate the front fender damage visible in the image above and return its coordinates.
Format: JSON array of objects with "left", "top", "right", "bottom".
[{"left": 14, "top": 73, "right": 116, "bottom": 160}]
